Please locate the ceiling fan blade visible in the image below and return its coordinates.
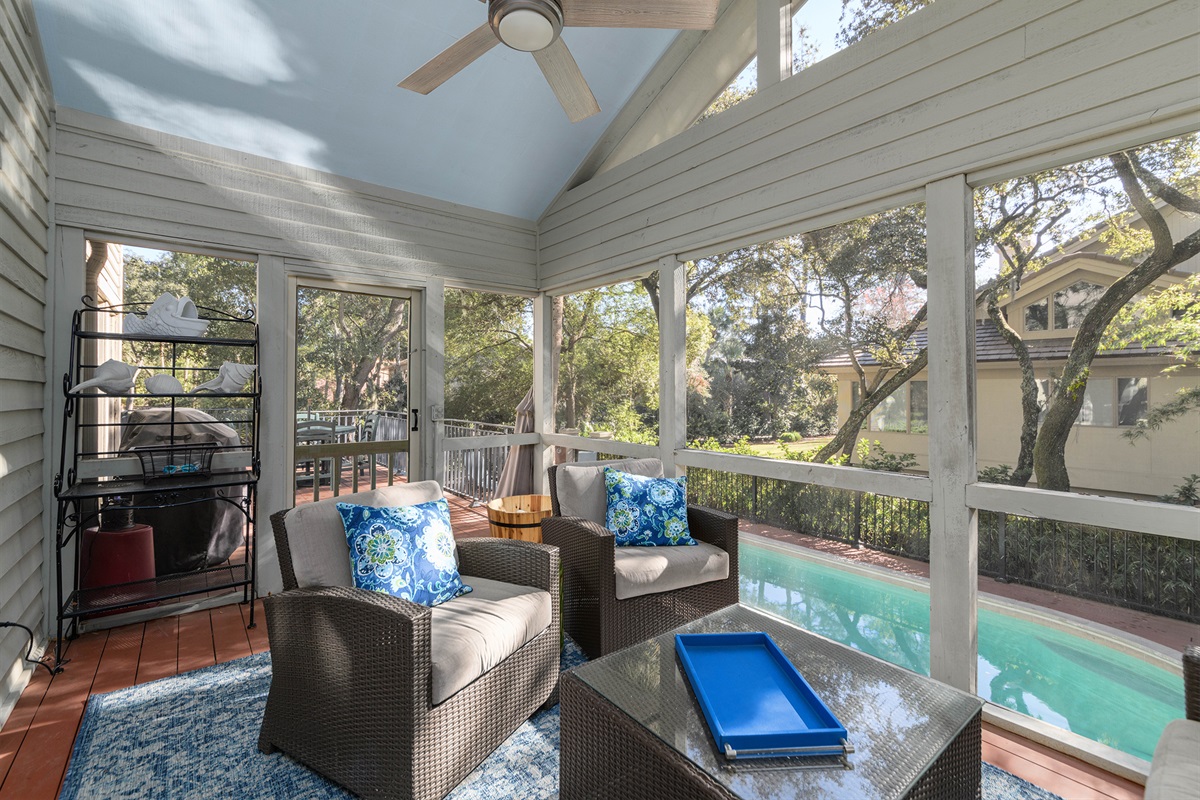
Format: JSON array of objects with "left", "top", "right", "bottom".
[
  {"left": 532, "top": 37, "right": 601, "bottom": 123},
  {"left": 399, "top": 23, "right": 498, "bottom": 94},
  {"left": 560, "top": 0, "right": 718, "bottom": 29}
]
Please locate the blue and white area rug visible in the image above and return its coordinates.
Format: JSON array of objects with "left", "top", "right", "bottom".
[{"left": 61, "top": 643, "right": 1062, "bottom": 799}]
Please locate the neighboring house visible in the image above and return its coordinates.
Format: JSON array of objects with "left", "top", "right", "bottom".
[{"left": 821, "top": 209, "right": 1200, "bottom": 498}]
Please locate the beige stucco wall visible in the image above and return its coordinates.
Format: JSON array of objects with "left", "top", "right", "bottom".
[{"left": 833, "top": 361, "right": 1200, "bottom": 499}]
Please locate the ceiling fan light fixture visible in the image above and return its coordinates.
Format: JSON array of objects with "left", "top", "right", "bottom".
[{"left": 490, "top": 0, "right": 563, "bottom": 52}]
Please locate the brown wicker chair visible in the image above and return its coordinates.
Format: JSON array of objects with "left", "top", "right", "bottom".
[
  {"left": 541, "top": 458, "right": 738, "bottom": 659},
  {"left": 258, "top": 481, "right": 560, "bottom": 800}
]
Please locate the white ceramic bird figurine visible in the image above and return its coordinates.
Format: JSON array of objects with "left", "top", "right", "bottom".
[
  {"left": 71, "top": 359, "right": 139, "bottom": 395},
  {"left": 145, "top": 373, "right": 185, "bottom": 395},
  {"left": 190, "top": 362, "right": 257, "bottom": 394},
  {"left": 124, "top": 292, "right": 210, "bottom": 338}
]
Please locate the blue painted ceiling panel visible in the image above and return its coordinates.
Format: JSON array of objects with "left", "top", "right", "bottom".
[{"left": 32, "top": 0, "right": 679, "bottom": 220}]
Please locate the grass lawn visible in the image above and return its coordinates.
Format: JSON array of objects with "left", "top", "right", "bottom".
[{"left": 745, "top": 436, "right": 833, "bottom": 459}]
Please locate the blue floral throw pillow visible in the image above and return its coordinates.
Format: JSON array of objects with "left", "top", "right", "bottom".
[
  {"left": 603, "top": 467, "right": 695, "bottom": 547},
  {"left": 336, "top": 498, "right": 471, "bottom": 607}
]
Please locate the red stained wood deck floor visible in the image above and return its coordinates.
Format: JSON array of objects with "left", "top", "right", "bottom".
[{"left": 0, "top": 495, "right": 1143, "bottom": 799}]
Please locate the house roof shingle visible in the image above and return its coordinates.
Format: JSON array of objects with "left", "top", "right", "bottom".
[{"left": 819, "top": 321, "right": 1175, "bottom": 369}]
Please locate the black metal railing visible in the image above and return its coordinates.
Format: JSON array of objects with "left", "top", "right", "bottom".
[
  {"left": 687, "top": 467, "right": 1199, "bottom": 622},
  {"left": 978, "top": 511, "right": 1199, "bottom": 621},
  {"left": 687, "top": 468, "right": 930, "bottom": 560}
]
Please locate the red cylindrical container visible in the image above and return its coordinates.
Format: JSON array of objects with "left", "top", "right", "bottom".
[{"left": 81, "top": 523, "right": 156, "bottom": 616}]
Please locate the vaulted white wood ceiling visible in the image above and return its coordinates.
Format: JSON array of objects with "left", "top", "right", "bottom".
[{"left": 30, "top": 0, "right": 686, "bottom": 220}]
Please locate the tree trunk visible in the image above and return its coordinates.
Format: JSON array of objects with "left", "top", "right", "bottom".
[
  {"left": 339, "top": 297, "right": 408, "bottom": 410},
  {"left": 565, "top": 372, "right": 577, "bottom": 429},
  {"left": 640, "top": 275, "right": 660, "bottom": 319},
  {"left": 1033, "top": 153, "right": 1200, "bottom": 490},
  {"left": 551, "top": 295, "right": 564, "bottom": 424},
  {"left": 985, "top": 294, "right": 1038, "bottom": 486},
  {"left": 812, "top": 350, "right": 929, "bottom": 463}
]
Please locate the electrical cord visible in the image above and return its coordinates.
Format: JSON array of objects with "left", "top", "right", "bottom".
[{"left": 0, "top": 621, "right": 60, "bottom": 677}]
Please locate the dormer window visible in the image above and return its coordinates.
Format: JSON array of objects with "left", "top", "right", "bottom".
[
  {"left": 1024, "top": 281, "right": 1105, "bottom": 332},
  {"left": 1024, "top": 300, "right": 1049, "bottom": 331},
  {"left": 1054, "top": 281, "right": 1104, "bottom": 328}
]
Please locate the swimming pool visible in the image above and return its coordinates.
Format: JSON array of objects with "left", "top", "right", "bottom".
[{"left": 739, "top": 537, "right": 1185, "bottom": 762}]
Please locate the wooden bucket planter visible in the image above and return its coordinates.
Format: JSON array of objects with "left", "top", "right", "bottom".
[{"left": 486, "top": 494, "right": 552, "bottom": 542}]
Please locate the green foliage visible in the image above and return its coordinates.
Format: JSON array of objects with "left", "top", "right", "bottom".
[
  {"left": 688, "top": 436, "right": 756, "bottom": 455},
  {"left": 123, "top": 249, "right": 256, "bottom": 319},
  {"left": 444, "top": 289, "right": 532, "bottom": 425},
  {"left": 294, "top": 287, "right": 409, "bottom": 413},
  {"left": 978, "top": 464, "right": 1014, "bottom": 484},
  {"left": 558, "top": 282, "right": 660, "bottom": 441},
  {"left": 837, "top": 0, "right": 937, "bottom": 48},
  {"left": 695, "top": 79, "right": 754, "bottom": 125},
  {"left": 857, "top": 440, "right": 918, "bottom": 472},
  {"left": 1157, "top": 474, "right": 1200, "bottom": 506},
  {"left": 120, "top": 248, "right": 257, "bottom": 379}
]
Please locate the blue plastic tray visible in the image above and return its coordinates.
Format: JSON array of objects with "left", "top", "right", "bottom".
[{"left": 675, "top": 632, "right": 850, "bottom": 760}]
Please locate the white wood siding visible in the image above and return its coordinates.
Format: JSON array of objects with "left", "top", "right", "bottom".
[
  {"left": 0, "top": 0, "right": 51, "bottom": 728},
  {"left": 52, "top": 108, "right": 538, "bottom": 291},
  {"left": 538, "top": 0, "right": 1200, "bottom": 287}
]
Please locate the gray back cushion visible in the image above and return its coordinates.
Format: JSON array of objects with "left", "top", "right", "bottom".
[
  {"left": 282, "top": 481, "right": 444, "bottom": 589},
  {"left": 555, "top": 458, "right": 664, "bottom": 525}
]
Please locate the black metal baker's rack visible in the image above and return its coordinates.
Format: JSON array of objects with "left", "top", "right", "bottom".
[{"left": 51, "top": 296, "right": 261, "bottom": 669}]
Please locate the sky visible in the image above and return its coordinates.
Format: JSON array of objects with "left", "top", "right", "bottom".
[{"left": 731, "top": 0, "right": 853, "bottom": 90}]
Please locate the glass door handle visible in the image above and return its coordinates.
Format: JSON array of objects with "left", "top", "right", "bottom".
[{"left": 411, "top": 409, "right": 419, "bottom": 432}]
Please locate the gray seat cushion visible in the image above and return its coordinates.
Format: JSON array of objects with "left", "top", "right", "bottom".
[
  {"left": 1145, "top": 718, "right": 1200, "bottom": 800},
  {"left": 429, "top": 576, "right": 552, "bottom": 705},
  {"left": 613, "top": 541, "right": 730, "bottom": 601},
  {"left": 282, "top": 481, "right": 444, "bottom": 589},
  {"left": 555, "top": 458, "right": 664, "bottom": 525}
]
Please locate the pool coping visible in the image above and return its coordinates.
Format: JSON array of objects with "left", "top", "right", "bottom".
[{"left": 741, "top": 532, "right": 1171, "bottom": 784}]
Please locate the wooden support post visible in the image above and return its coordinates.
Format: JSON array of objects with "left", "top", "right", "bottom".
[
  {"left": 533, "top": 292, "right": 556, "bottom": 494},
  {"left": 256, "top": 254, "right": 287, "bottom": 595},
  {"left": 422, "top": 279, "right": 445, "bottom": 488},
  {"left": 757, "top": 0, "right": 793, "bottom": 89},
  {"left": 658, "top": 256, "right": 687, "bottom": 478},
  {"left": 926, "top": 174, "right": 978, "bottom": 693}
]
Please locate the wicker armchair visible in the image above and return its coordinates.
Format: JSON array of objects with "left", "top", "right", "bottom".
[
  {"left": 258, "top": 482, "right": 560, "bottom": 800},
  {"left": 541, "top": 458, "right": 738, "bottom": 659}
]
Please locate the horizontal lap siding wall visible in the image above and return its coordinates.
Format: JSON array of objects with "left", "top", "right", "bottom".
[
  {"left": 52, "top": 108, "right": 538, "bottom": 291},
  {"left": 537, "top": 0, "right": 1200, "bottom": 287},
  {"left": 0, "top": 0, "right": 51, "bottom": 727}
]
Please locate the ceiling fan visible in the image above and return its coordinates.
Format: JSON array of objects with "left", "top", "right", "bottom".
[{"left": 399, "top": 0, "right": 719, "bottom": 123}]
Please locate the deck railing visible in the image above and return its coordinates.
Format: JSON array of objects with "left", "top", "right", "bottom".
[
  {"left": 441, "top": 418, "right": 515, "bottom": 504},
  {"left": 686, "top": 467, "right": 1199, "bottom": 623}
]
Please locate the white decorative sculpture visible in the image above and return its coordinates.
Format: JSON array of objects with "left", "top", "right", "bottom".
[
  {"left": 145, "top": 373, "right": 185, "bottom": 395},
  {"left": 71, "top": 359, "right": 139, "bottom": 395},
  {"left": 190, "top": 362, "right": 257, "bottom": 394},
  {"left": 124, "top": 292, "right": 210, "bottom": 338}
]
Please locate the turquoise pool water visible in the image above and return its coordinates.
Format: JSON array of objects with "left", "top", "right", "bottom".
[{"left": 739, "top": 540, "right": 1185, "bottom": 761}]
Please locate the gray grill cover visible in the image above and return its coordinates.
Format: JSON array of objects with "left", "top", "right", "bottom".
[{"left": 120, "top": 408, "right": 246, "bottom": 575}]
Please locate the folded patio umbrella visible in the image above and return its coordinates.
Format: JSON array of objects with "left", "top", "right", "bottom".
[{"left": 495, "top": 387, "right": 536, "bottom": 498}]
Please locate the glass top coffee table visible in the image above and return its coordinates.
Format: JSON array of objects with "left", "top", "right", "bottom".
[{"left": 560, "top": 605, "right": 983, "bottom": 800}]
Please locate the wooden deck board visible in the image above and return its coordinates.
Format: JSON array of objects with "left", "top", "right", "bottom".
[
  {"left": 134, "top": 616, "right": 178, "bottom": 685},
  {"left": 239, "top": 599, "right": 269, "bottom": 654},
  {"left": 89, "top": 623, "right": 144, "bottom": 696},
  {"left": 210, "top": 603, "right": 253, "bottom": 663},
  {"left": 0, "top": 631, "right": 107, "bottom": 799},
  {"left": 982, "top": 724, "right": 1143, "bottom": 800},
  {"left": 0, "top": 656, "right": 53, "bottom": 787},
  {"left": 175, "top": 610, "right": 216, "bottom": 673}
]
